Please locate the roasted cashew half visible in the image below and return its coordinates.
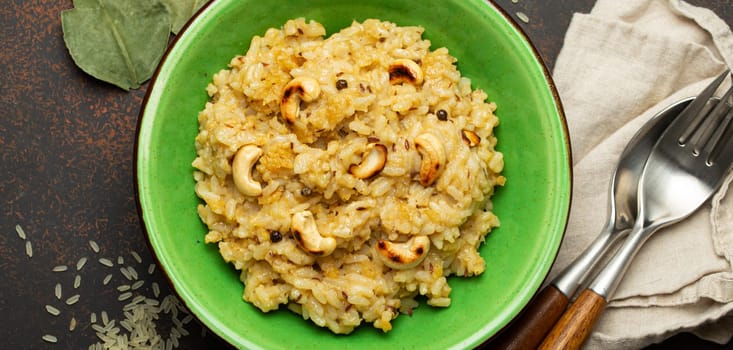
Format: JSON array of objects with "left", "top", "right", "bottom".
[
  {"left": 348, "top": 143, "right": 388, "bottom": 179},
  {"left": 414, "top": 133, "right": 446, "bottom": 186},
  {"left": 376, "top": 236, "right": 431, "bottom": 269},
  {"left": 461, "top": 129, "right": 481, "bottom": 147},
  {"left": 281, "top": 77, "right": 321, "bottom": 123},
  {"left": 291, "top": 211, "right": 336, "bottom": 256},
  {"left": 232, "top": 145, "right": 263, "bottom": 196},
  {"left": 388, "top": 59, "right": 424, "bottom": 85}
]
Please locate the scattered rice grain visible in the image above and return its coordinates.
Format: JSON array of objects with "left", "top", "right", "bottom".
[
  {"left": 76, "top": 256, "right": 88, "bottom": 271},
  {"left": 103, "top": 273, "right": 113, "bottom": 285},
  {"left": 130, "top": 251, "right": 142, "bottom": 264},
  {"left": 91, "top": 312, "right": 97, "bottom": 323},
  {"left": 15, "top": 224, "right": 26, "bottom": 240},
  {"left": 25, "top": 241, "right": 33, "bottom": 258},
  {"left": 117, "top": 256, "right": 124, "bottom": 265},
  {"left": 131, "top": 280, "right": 145, "bottom": 290},
  {"left": 148, "top": 263, "right": 156, "bottom": 275},
  {"left": 89, "top": 240, "right": 100, "bottom": 253},
  {"left": 66, "top": 294, "right": 81, "bottom": 305},
  {"left": 127, "top": 266, "right": 139, "bottom": 280},
  {"left": 98, "top": 258, "right": 114, "bottom": 267},
  {"left": 117, "top": 284, "right": 131, "bottom": 292},
  {"left": 516, "top": 11, "right": 530, "bottom": 23},
  {"left": 45, "top": 304, "right": 61, "bottom": 316},
  {"left": 120, "top": 267, "right": 133, "bottom": 281},
  {"left": 74, "top": 274, "right": 81, "bottom": 289},
  {"left": 69, "top": 317, "right": 77, "bottom": 331},
  {"left": 152, "top": 282, "right": 160, "bottom": 298},
  {"left": 41, "top": 334, "right": 58, "bottom": 343},
  {"left": 54, "top": 283, "right": 62, "bottom": 300},
  {"left": 182, "top": 315, "right": 193, "bottom": 324},
  {"left": 101, "top": 310, "right": 109, "bottom": 325},
  {"left": 52, "top": 265, "right": 68, "bottom": 272},
  {"left": 131, "top": 295, "right": 146, "bottom": 305},
  {"left": 179, "top": 327, "right": 190, "bottom": 337},
  {"left": 118, "top": 292, "right": 133, "bottom": 301}
]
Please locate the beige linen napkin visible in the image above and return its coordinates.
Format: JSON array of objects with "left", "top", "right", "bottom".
[{"left": 550, "top": 0, "right": 733, "bottom": 348}]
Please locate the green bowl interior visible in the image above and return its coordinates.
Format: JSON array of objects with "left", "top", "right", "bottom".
[{"left": 136, "top": 0, "right": 571, "bottom": 349}]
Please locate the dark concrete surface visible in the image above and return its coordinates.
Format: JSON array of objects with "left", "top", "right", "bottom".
[{"left": 1, "top": 0, "right": 730, "bottom": 349}]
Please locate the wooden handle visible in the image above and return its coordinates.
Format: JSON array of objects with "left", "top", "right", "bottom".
[
  {"left": 538, "top": 289, "right": 608, "bottom": 350},
  {"left": 489, "top": 285, "right": 570, "bottom": 350}
]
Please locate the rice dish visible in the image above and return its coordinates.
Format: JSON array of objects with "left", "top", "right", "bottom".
[{"left": 192, "top": 18, "right": 505, "bottom": 334}]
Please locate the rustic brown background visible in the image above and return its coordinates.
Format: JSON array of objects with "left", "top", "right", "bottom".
[{"left": 1, "top": 0, "right": 731, "bottom": 349}]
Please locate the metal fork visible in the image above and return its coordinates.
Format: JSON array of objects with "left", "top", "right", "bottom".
[{"left": 538, "top": 71, "right": 733, "bottom": 350}]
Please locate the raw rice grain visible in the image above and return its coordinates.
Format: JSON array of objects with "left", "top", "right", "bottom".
[
  {"left": 66, "top": 294, "right": 81, "bottom": 305},
  {"left": 15, "top": 224, "right": 26, "bottom": 240},
  {"left": 127, "top": 266, "right": 139, "bottom": 280},
  {"left": 76, "top": 256, "right": 88, "bottom": 271},
  {"left": 45, "top": 304, "right": 61, "bottom": 316},
  {"left": 52, "top": 265, "right": 69, "bottom": 272},
  {"left": 118, "top": 292, "right": 133, "bottom": 301},
  {"left": 42, "top": 334, "right": 58, "bottom": 343},
  {"left": 517, "top": 11, "right": 530, "bottom": 23},
  {"left": 131, "top": 280, "right": 145, "bottom": 290},
  {"left": 25, "top": 241, "right": 32, "bottom": 258},
  {"left": 98, "top": 258, "right": 114, "bottom": 267},
  {"left": 131, "top": 251, "right": 143, "bottom": 264},
  {"left": 89, "top": 240, "right": 100, "bottom": 253},
  {"left": 120, "top": 267, "right": 133, "bottom": 281}
]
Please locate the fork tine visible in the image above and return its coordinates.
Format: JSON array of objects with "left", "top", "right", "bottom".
[
  {"left": 678, "top": 70, "right": 730, "bottom": 145},
  {"left": 693, "top": 84, "right": 733, "bottom": 155},
  {"left": 705, "top": 106, "right": 733, "bottom": 166}
]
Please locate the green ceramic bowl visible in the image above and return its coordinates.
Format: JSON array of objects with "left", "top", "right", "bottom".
[{"left": 136, "top": 0, "right": 571, "bottom": 348}]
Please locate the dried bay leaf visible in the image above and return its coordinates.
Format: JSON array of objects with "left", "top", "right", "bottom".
[
  {"left": 61, "top": 0, "right": 171, "bottom": 90},
  {"left": 161, "top": 0, "right": 210, "bottom": 34}
]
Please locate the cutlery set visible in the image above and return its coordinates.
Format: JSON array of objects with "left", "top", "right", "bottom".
[{"left": 493, "top": 70, "right": 733, "bottom": 350}]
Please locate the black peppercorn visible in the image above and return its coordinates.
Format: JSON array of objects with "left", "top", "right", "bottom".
[
  {"left": 336, "top": 79, "right": 348, "bottom": 90},
  {"left": 270, "top": 231, "right": 283, "bottom": 243},
  {"left": 436, "top": 109, "right": 448, "bottom": 121},
  {"left": 300, "top": 187, "right": 312, "bottom": 196}
]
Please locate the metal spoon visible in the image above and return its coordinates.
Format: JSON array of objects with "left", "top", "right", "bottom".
[{"left": 490, "top": 97, "right": 694, "bottom": 350}]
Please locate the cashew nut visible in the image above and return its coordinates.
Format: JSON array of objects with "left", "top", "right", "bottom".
[
  {"left": 291, "top": 211, "right": 336, "bottom": 256},
  {"left": 388, "top": 59, "right": 424, "bottom": 85},
  {"left": 281, "top": 77, "right": 321, "bottom": 123},
  {"left": 414, "top": 133, "right": 446, "bottom": 186},
  {"left": 232, "top": 145, "right": 263, "bottom": 196},
  {"left": 375, "top": 236, "right": 431, "bottom": 269},
  {"left": 348, "top": 143, "right": 388, "bottom": 179},
  {"left": 461, "top": 129, "right": 481, "bottom": 147}
]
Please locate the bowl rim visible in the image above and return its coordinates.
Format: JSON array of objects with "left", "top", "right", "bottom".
[{"left": 133, "top": 0, "right": 573, "bottom": 347}]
